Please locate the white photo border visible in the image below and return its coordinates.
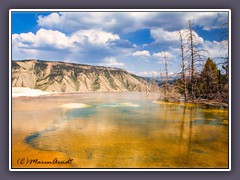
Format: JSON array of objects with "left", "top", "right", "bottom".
[{"left": 9, "top": 9, "right": 231, "bottom": 171}]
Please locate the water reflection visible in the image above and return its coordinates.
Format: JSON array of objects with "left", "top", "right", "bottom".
[
  {"left": 12, "top": 93, "right": 228, "bottom": 168},
  {"left": 177, "top": 106, "right": 186, "bottom": 164},
  {"left": 187, "top": 106, "right": 193, "bottom": 164}
]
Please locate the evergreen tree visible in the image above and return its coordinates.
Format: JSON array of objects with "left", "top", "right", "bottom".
[{"left": 200, "top": 58, "right": 219, "bottom": 99}]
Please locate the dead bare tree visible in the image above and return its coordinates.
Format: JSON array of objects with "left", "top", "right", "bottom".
[
  {"left": 158, "top": 68, "right": 164, "bottom": 100},
  {"left": 188, "top": 20, "right": 194, "bottom": 82},
  {"left": 163, "top": 51, "right": 169, "bottom": 99},
  {"left": 186, "top": 20, "right": 208, "bottom": 101},
  {"left": 179, "top": 30, "right": 188, "bottom": 102}
]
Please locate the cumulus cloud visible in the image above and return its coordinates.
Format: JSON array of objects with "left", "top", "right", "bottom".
[
  {"left": 150, "top": 28, "right": 204, "bottom": 45},
  {"left": 37, "top": 12, "right": 228, "bottom": 34},
  {"left": 137, "top": 70, "right": 176, "bottom": 77},
  {"left": 190, "top": 12, "right": 229, "bottom": 31},
  {"left": 37, "top": 13, "right": 62, "bottom": 28},
  {"left": 99, "top": 57, "right": 125, "bottom": 67},
  {"left": 38, "top": 12, "right": 119, "bottom": 30},
  {"left": 152, "top": 51, "right": 175, "bottom": 59},
  {"left": 132, "top": 50, "right": 150, "bottom": 57},
  {"left": 37, "top": 12, "right": 156, "bottom": 34},
  {"left": 130, "top": 49, "right": 177, "bottom": 67},
  {"left": 137, "top": 71, "right": 159, "bottom": 77},
  {"left": 12, "top": 29, "right": 73, "bottom": 51},
  {"left": 13, "top": 28, "right": 120, "bottom": 50},
  {"left": 12, "top": 28, "right": 133, "bottom": 64},
  {"left": 202, "top": 40, "right": 228, "bottom": 59},
  {"left": 70, "top": 29, "right": 120, "bottom": 46}
]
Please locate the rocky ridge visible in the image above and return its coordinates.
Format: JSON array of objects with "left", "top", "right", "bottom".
[{"left": 12, "top": 60, "right": 151, "bottom": 92}]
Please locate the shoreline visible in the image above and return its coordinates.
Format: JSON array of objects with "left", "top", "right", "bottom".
[
  {"left": 11, "top": 87, "right": 159, "bottom": 98},
  {"left": 12, "top": 87, "right": 228, "bottom": 108}
]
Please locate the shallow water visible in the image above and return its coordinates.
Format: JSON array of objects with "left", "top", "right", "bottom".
[{"left": 12, "top": 92, "right": 229, "bottom": 168}]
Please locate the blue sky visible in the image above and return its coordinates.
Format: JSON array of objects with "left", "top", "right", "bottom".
[{"left": 11, "top": 11, "right": 229, "bottom": 77}]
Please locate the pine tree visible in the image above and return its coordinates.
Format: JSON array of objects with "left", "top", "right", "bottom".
[{"left": 200, "top": 58, "right": 219, "bottom": 99}]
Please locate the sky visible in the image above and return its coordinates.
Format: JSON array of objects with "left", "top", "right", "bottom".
[{"left": 11, "top": 10, "right": 229, "bottom": 77}]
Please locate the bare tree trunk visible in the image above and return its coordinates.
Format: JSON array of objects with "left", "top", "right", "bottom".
[
  {"left": 188, "top": 20, "right": 196, "bottom": 101},
  {"left": 179, "top": 30, "right": 188, "bottom": 102},
  {"left": 188, "top": 20, "right": 194, "bottom": 80},
  {"left": 163, "top": 51, "right": 169, "bottom": 99},
  {"left": 159, "top": 68, "right": 163, "bottom": 100}
]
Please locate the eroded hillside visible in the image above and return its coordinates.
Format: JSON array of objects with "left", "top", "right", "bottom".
[{"left": 12, "top": 60, "right": 151, "bottom": 92}]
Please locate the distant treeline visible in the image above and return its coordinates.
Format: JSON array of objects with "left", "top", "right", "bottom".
[{"left": 173, "top": 58, "right": 228, "bottom": 103}]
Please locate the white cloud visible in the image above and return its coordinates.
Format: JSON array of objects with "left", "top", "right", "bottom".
[
  {"left": 99, "top": 57, "right": 125, "bottom": 67},
  {"left": 202, "top": 40, "right": 228, "bottom": 59},
  {"left": 137, "top": 71, "right": 159, "bottom": 77},
  {"left": 151, "top": 28, "right": 179, "bottom": 43},
  {"left": 137, "top": 71, "right": 176, "bottom": 77},
  {"left": 37, "top": 12, "right": 228, "bottom": 34},
  {"left": 70, "top": 29, "right": 119, "bottom": 46},
  {"left": 132, "top": 50, "right": 150, "bottom": 57},
  {"left": 13, "top": 28, "right": 120, "bottom": 50},
  {"left": 188, "top": 12, "right": 228, "bottom": 31},
  {"left": 37, "top": 12, "right": 156, "bottom": 34},
  {"left": 152, "top": 51, "right": 175, "bottom": 59},
  {"left": 150, "top": 28, "right": 204, "bottom": 45},
  {"left": 12, "top": 28, "right": 127, "bottom": 62},
  {"left": 38, "top": 13, "right": 62, "bottom": 28},
  {"left": 152, "top": 51, "right": 177, "bottom": 66},
  {"left": 12, "top": 28, "right": 74, "bottom": 50}
]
